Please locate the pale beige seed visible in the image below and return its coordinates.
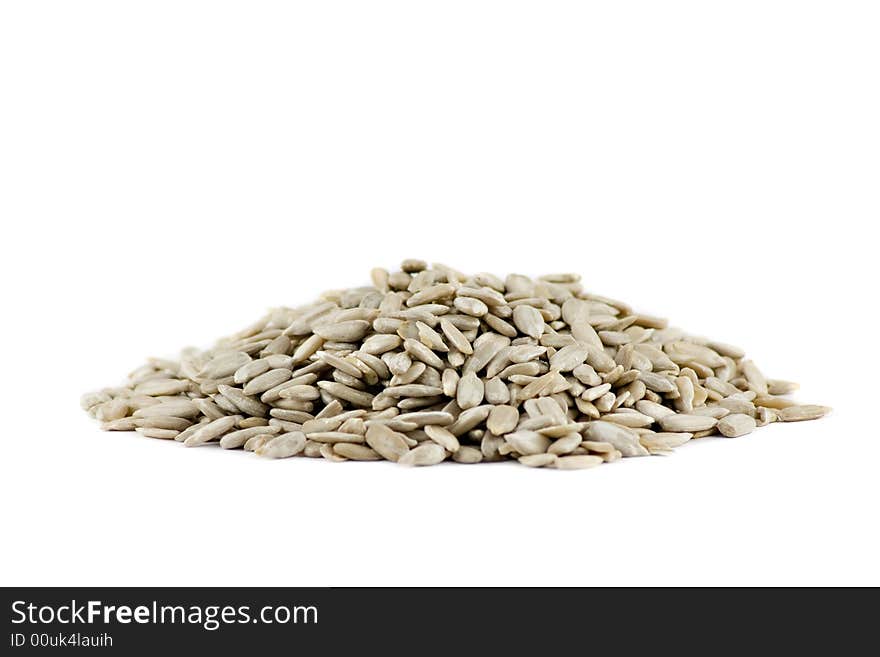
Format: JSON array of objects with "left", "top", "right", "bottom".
[
  {"left": 278, "top": 383, "right": 322, "bottom": 401},
  {"left": 353, "top": 351, "right": 389, "bottom": 380},
  {"left": 507, "top": 344, "right": 547, "bottom": 363},
  {"left": 383, "top": 384, "right": 444, "bottom": 398},
  {"left": 484, "top": 377, "right": 510, "bottom": 404},
  {"left": 371, "top": 267, "right": 390, "bottom": 290},
  {"left": 101, "top": 417, "right": 139, "bottom": 431},
  {"left": 262, "top": 334, "right": 291, "bottom": 355},
  {"left": 519, "top": 370, "right": 568, "bottom": 400},
  {"left": 456, "top": 372, "right": 485, "bottom": 409},
  {"left": 217, "top": 385, "right": 269, "bottom": 417},
  {"left": 95, "top": 398, "right": 130, "bottom": 422},
  {"left": 416, "top": 321, "right": 449, "bottom": 352},
  {"left": 137, "top": 416, "right": 192, "bottom": 431},
  {"left": 548, "top": 432, "right": 582, "bottom": 455},
  {"left": 403, "top": 338, "right": 445, "bottom": 369},
  {"left": 717, "top": 413, "right": 757, "bottom": 438},
  {"left": 518, "top": 453, "right": 558, "bottom": 468},
  {"left": 741, "top": 360, "right": 769, "bottom": 395},
  {"left": 452, "top": 446, "right": 483, "bottom": 463},
  {"left": 756, "top": 407, "right": 778, "bottom": 426},
  {"left": 173, "top": 419, "right": 209, "bottom": 442},
  {"left": 658, "top": 414, "right": 718, "bottom": 433},
  {"left": 406, "top": 283, "right": 455, "bottom": 307},
  {"left": 302, "top": 440, "right": 323, "bottom": 457},
  {"left": 583, "top": 421, "right": 649, "bottom": 457},
  {"left": 600, "top": 412, "right": 654, "bottom": 428},
  {"left": 365, "top": 424, "right": 410, "bottom": 462},
  {"left": 291, "top": 334, "right": 325, "bottom": 364},
  {"left": 243, "top": 434, "right": 273, "bottom": 452},
  {"left": 438, "top": 319, "right": 473, "bottom": 355},
  {"left": 243, "top": 368, "right": 292, "bottom": 396},
  {"left": 306, "top": 431, "right": 365, "bottom": 444},
  {"left": 193, "top": 399, "right": 223, "bottom": 420},
  {"left": 367, "top": 419, "right": 418, "bottom": 432},
  {"left": 581, "top": 440, "right": 616, "bottom": 454},
  {"left": 319, "top": 442, "right": 348, "bottom": 461},
  {"left": 512, "top": 305, "right": 545, "bottom": 339},
  {"left": 316, "top": 381, "right": 374, "bottom": 407},
  {"left": 549, "top": 344, "right": 589, "bottom": 372},
  {"left": 777, "top": 405, "right": 832, "bottom": 422},
  {"left": 81, "top": 391, "right": 111, "bottom": 411},
  {"left": 313, "top": 320, "right": 371, "bottom": 342},
  {"left": 398, "top": 443, "right": 447, "bottom": 466},
  {"left": 184, "top": 415, "right": 241, "bottom": 447},
  {"left": 318, "top": 351, "right": 364, "bottom": 379},
  {"left": 220, "top": 425, "right": 281, "bottom": 449},
  {"left": 487, "top": 405, "right": 519, "bottom": 435},
  {"left": 504, "top": 430, "right": 551, "bottom": 456},
  {"left": 572, "top": 364, "right": 602, "bottom": 386},
  {"left": 707, "top": 340, "right": 745, "bottom": 359},
  {"left": 767, "top": 379, "right": 799, "bottom": 395},
  {"left": 395, "top": 411, "right": 455, "bottom": 426},
  {"left": 457, "top": 285, "right": 506, "bottom": 305},
  {"left": 133, "top": 379, "right": 191, "bottom": 396},
  {"left": 271, "top": 409, "right": 315, "bottom": 424},
  {"left": 638, "top": 372, "right": 676, "bottom": 393},
  {"left": 644, "top": 432, "right": 693, "bottom": 450},
  {"left": 301, "top": 417, "right": 342, "bottom": 433},
  {"left": 718, "top": 397, "right": 757, "bottom": 416},
  {"left": 198, "top": 351, "right": 252, "bottom": 379},
  {"left": 634, "top": 399, "right": 675, "bottom": 421},
  {"left": 691, "top": 406, "right": 730, "bottom": 419},
  {"left": 133, "top": 399, "right": 200, "bottom": 419},
  {"left": 674, "top": 376, "right": 694, "bottom": 413},
  {"left": 464, "top": 333, "right": 510, "bottom": 374},
  {"left": 233, "top": 359, "right": 271, "bottom": 385},
  {"left": 453, "top": 296, "right": 488, "bottom": 317},
  {"left": 538, "top": 422, "right": 585, "bottom": 438},
  {"left": 582, "top": 382, "right": 611, "bottom": 402},
  {"left": 424, "top": 425, "right": 461, "bottom": 453},
  {"left": 136, "top": 427, "right": 179, "bottom": 439},
  {"left": 665, "top": 342, "right": 726, "bottom": 368},
  {"left": 333, "top": 443, "right": 382, "bottom": 460},
  {"left": 554, "top": 454, "right": 603, "bottom": 470},
  {"left": 256, "top": 431, "right": 307, "bottom": 458},
  {"left": 361, "top": 334, "right": 402, "bottom": 355}
]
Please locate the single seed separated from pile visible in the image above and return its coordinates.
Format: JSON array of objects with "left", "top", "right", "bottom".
[{"left": 82, "top": 261, "right": 831, "bottom": 469}]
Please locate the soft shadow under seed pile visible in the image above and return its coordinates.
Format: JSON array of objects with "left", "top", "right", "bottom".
[{"left": 82, "top": 260, "right": 830, "bottom": 468}]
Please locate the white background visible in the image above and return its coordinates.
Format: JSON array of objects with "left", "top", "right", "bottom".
[{"left": 1, "top": 1, "right": 877, "bottom": 586}]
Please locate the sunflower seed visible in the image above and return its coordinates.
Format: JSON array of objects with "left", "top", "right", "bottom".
[
  {"left": 717, "top": 413, "right": 757, "bottom": 438},
  {"left": 332, "top": 443, "right": 382, "bottom": 460},
  {"left": 554, "top": 454, "right": 603, "bottom": 470},
  {"left": 518, "top": 453, "right": 558, "bottom": 468},
  {"left": 365, "top": 424, "right": 410, "bottom": 462},
  {"left": 512, "top": 305, "right": 545, "bottom": 339},
  {"left": 452, "top": 446, "right": 483, "bottom": 463},
  {"left": 256, "top": 431, "right": 307, "bottom": 458},
  {"left": 777, "top": 405, "right": 832, "bottom": 422},
  {"left": 456, "top": 372, "right": 485, "bottom": 409},
  {"left": 398, "top": 443, "right": 447, "bottom": 466},
  {"left": 220, "top": 425, "right": 281, "bottom": 449},
  {"left": 424, "top": 425, "right": 460, "bottom": 452},
  {"left": 658, "top": 414, "right": 718, "bottom": 433},
  {"left": 184, "top": 415, "right": 241, "bottom": 447}
]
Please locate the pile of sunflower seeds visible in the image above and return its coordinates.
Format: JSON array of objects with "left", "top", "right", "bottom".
[{"left": 81, "top": 260, "right": 830, "bottom": 469}]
